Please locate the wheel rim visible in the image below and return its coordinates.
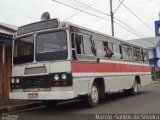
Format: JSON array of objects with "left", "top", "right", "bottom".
[
  {"left": 133, "top": 81, "right": 138, "bottom": 93},
  {"left": 91, "top": 85, "right": 99, "bottom": 103}
]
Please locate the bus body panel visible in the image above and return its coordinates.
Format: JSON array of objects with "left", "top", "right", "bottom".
[
  {"left": 10, "top": 91, "right": 75, "bottom": 100},
  {"left": 49, "top": 61, "right": 71, "bottom": 73},
  {"left": 12, "top": 61, "right": 71, "bottom": 77},
  {"left": 12, "top": 63, "right": 50, "bottom": 77},
  {"left": 72, "top": 59, "right": 151, "bottom": 94}
]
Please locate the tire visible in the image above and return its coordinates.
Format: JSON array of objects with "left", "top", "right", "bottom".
[
  {"left": 43, "top": 100, "right": 58, "bottom": 108},
  {"left": 126, "top": 80, "right": 138, "bottom": 96},
  {"left": 85, "top": 82, "right": 100, "bottom": 108}
]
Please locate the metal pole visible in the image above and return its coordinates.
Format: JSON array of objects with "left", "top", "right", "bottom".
[
  {"left": 110, "top": 0, "right": 114, "bottom": 37},
  {"left": 2, "top": 43, "right": 5, "bottom": 99},
  {"left": 159, "top": 12, "right": 160, "bottom": 20}
]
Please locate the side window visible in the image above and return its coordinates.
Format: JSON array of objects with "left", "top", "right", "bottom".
[
  {"left": 122, "top": 44, "right": 132, "bottom": 60},
  {"left": 75, "top": 34, "right": 84, "bottom": 54},
  {"left": 95, "top": 40, "right": 113, "bottom": 58},
  {"left": 108, "top": 42, "right": 113, "bottom": 52},
  {"left": 113, "top": 44, "right": 122, "bottom": 59},
  {"left": 95, "top": 40, "right": 106, "bottom": 58},
  {"left": 71, "top": 33, "right": 75, "bottom": 48},
  {"left": 142, "top": 49, "right": 147, "bottom": 62},
  {"left": 83, "top": 35, "right": 94, "bottom": 56},
  {"left": 74, "top": 33, "right": 96, "bottom": 61},
  {"left": 137, "top": 50, "right": 142, "bottom": 61},
  {"left": 75, "top": 34, "right": 94, "bottom": 56},
  {"left": 90, "top": 38, "right": 96, "bottom": 56},
  {"left": 103, "top": 41, "right": 113, "bottom": 58},
  {"left": 133, "top": 47, "right": 142, "bottom": 61},
  {"left": 71, "top": 33, "right": 77, "bottom": 60}
]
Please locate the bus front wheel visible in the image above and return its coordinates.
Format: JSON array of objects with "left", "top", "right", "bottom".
[{"left": 85, "top": 82, "right": 100, "bottom": 107}]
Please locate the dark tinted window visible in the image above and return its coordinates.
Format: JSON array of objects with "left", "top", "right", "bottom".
[
  {"left": 36, "top": 31, "right": 67, "bottom": 61},
  {"left": 13, "top": 36, "right": 34, "bottom": 64}
]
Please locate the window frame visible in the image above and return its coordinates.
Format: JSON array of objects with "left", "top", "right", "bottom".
[{"left": 71, "top": 32, "right": 96, "bottom": 61}]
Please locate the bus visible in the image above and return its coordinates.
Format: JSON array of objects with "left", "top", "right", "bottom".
[{"left": 9, "top": 16, "right": 151, "bottom": 107}]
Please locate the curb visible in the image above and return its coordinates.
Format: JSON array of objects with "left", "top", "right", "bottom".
[
  {"left": 0, "top": 101, "right": 43, "bottom": 113},
  {"left": 141, "top": 80, "right": 160, "bottom": 87},
  {"left": 150, "top": 80, "right": 160, "bottom": 85}
]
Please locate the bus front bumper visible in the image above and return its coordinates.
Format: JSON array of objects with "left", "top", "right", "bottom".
[{"left": 9, "top": 91, "right": 75, "bottom": 100}]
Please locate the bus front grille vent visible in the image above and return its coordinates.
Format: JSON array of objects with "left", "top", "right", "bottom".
[{"left": 24, "top": 66, "right": 47, "bottom": 75}]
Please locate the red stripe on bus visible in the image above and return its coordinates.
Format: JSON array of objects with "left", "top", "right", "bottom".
[{"left": 71, "top": 62, "right": 151, "bottom": 73}]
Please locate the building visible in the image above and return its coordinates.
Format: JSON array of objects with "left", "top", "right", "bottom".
[
  {"left": 128, "top": 37, "right": 160, "bottom": 80},
  {"left": 0, "top": 22, "right": 17, "bottom": 99},
  {"left": 155, "top": 20, "right": 160, "bottom": 36}
]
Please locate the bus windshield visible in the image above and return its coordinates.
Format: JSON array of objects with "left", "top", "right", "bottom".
[
  {"left": 13, "top": 36, "right": 34, "bottom": 64},
  {"left": 13, "top": 30, "right": 68, "bottom": 65},
  {"left": 36, "top": 30, "right": 67, "bottom": 61}
]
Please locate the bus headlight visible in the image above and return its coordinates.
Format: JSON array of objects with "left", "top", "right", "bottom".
[
  {"left": 11, "top": 78, "right": 15, "bottom": 84},
  {"left": 52, "top": 73, "right": 72, "bottom": 86},
  {"left": 16, "top": 78, "right": 20, "bottom": 84},
  {"left": 54, "top": 74, "right": 59, "bottom": 80},
  {"left": 61, "top": 73, "right": 67, "bottom": 80}
]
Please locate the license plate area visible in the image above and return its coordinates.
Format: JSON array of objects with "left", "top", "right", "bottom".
[{"left": 28, "top": 93, "right": 38, "bottom": 98}]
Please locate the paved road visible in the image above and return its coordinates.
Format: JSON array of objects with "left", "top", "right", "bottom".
[{"left": 10, "top": 83, "right": 160, "bottom": 120}]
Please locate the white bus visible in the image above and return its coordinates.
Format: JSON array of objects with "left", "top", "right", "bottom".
[{"left": 9, "top": 17, "right": 151, "bottom": 107}]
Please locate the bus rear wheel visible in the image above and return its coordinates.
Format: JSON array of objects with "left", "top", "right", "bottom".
[
  {"left": 85, "top": 82, "right": 100, "bottom": 107},
  {"left": 125, "top": 80, "right": 138, "bottom": 96}
]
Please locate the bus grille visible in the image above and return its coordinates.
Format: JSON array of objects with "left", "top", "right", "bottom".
[{"left": 20, "top": 76, "right": 51, "bottom": 88}]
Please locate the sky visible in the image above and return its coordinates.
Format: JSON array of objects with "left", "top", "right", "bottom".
[{"left": 0, "top": 0, "right": 160, "bottom": 40}]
